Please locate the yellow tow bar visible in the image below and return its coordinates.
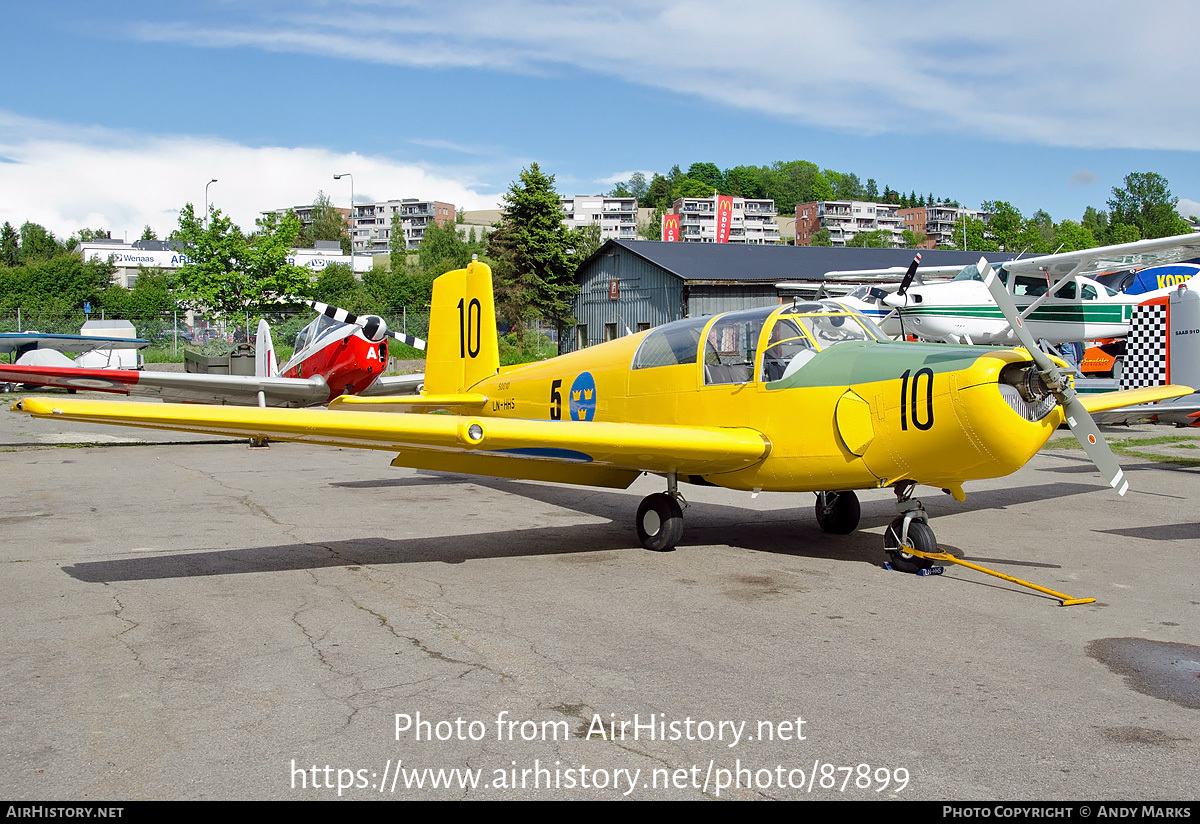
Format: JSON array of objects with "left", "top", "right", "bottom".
[{"left": 905, "top": 548, "right": 1096, "bottom": 607}]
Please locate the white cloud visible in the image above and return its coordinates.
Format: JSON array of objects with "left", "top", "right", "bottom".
[
  {"left": 0, "top": 111, "right": 501, "bottom": 239},
  {"left": 1177, "top": 199, "right": 1200, "bottom": 220},
  {"left": 129, "top": 1, "right": 1200, "bottom": 150}
]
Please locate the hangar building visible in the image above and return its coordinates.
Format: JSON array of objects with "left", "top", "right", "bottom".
[{"left": 566, "top": 240, "right": 1008, "bottom": 352}]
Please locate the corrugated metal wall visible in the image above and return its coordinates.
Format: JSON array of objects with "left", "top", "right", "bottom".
[
  {"left": 566, "top": 247, "right": 784, "bottom": 352},
  {"left": 566, "top": 248, "right": 684, "bottom": 352},
  {"left": 686, "top": 285, "right": 780, "bottom": 317}
]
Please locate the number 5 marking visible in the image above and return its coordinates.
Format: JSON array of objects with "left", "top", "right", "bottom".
[{"left": 550, "top": 379, "right": 562, "bottom": 420}]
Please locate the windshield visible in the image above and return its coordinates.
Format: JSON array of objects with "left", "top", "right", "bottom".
[{"left": 294, "top": 313, "right": 346, "bottom": 353}]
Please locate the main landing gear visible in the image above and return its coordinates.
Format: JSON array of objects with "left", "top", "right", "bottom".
[{"left": 636, "top": 474, "right": 685, "bottom": 551}]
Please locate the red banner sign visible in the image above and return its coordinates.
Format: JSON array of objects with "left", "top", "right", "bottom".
[
  {"left": 608, "top": 279, "right": 619, "bottom": 300},
  {"left": 715, "top": 195, "right": 733, "bottom": 243},
  {"left": 662, "top": 213, "right": 680, "bottom": 242}
]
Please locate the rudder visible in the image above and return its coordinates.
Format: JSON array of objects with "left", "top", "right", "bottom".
[
  {"left": 255, "top": 318, "right": 278, "bottom": 377},
  {"left": 424, "top": 259, "right": 499, "bottom": 394}
]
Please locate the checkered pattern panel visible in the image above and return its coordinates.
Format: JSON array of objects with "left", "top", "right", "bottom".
[{"left": 1120, "top": 304, "right": 1168, "bottom": 389}]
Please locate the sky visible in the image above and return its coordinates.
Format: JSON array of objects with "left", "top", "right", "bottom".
[{"left": 2, "top": 0, "right": 1199, "bottom": 241}]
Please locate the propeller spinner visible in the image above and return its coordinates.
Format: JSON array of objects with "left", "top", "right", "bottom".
[
  {"left": 977, "top": 258, "right": 1128, "bottom": 495},
  {"left": 306, "top": 301, "right": 427, "bottom": 351}
]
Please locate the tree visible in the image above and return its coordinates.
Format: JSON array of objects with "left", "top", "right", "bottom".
[
  {"left": 687, "top": 162, "right": 724, "bottom": 192},
  {"left": 947, "top": 215, "right": 995, "bottom": 251},
  {"left": 1107, "top": 172, "right": 1190, "bottom": 239},
  {"left": 0, "top": 222, "right": 18, "bottom": 266},
  {"left": 1051, "top": 220, "right": 1097, "bottom": 252},
  {"left": 980, "top": 201, "right": 1024, "bottom": 250},
  {"left": 173, "top": 203, "right": 310, "bottom": 322},
  {"left": 846, "top": 229, "right": 893, "bottom": 248},
  {"left": 298, "top": 191, "right": 351, "bottom": 253},
  {"left": 140, "top": 225, "right": 157, "bottom": 242},
  {"left": 811, "top": 172, "right": 833, "bottom": 202},
  {"left": 900, "top": 229, "right": 928, "bottom": 248},
  {"left": 19, "top": 222, "right": 61, "bottom": 261},
  {"left": 810, "top": 228, "right": 833, "bottom": 247},
  {"left": 418, "top": 219, "right": 482, "bottom": 273},
  {"left": 486, "top": 163, "right": 580, "bottom": 348},
  {"left": 627, "top": 172, "right": 649, "bottom": 204}
]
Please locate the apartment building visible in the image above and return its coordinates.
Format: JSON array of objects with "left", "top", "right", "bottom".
[
  {"left": 898, "top": 204, "right": 988, "bottom": 248},
  {"left": 794, "top": 200, "right": 904, "bottom": 247},
  {"left": 561, "top": 196, "right": 639, "bottom": 241},
  {"left": 672, "top": 195, "right": 780, "bottom": 244},
  {"left": 351, "top": 199, "right": 456, "bottom": 253}
]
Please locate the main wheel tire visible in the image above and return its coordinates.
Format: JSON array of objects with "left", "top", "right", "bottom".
[
  {"left": 636, "top": 493, "right": 684, "bottom": 552},
  {"left": 884, "top": 516, "right": 936, "bottom": 573},
  {"left": 814, "top": 491, "right": 861, "bottom": 534}
]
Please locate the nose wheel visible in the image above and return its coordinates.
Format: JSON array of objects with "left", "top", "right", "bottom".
[{"left": 884, "top": 482, "right": 936, "bottom": 573}]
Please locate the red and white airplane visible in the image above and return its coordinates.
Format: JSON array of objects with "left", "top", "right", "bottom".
[{"left": 0, "top": 302, "right": 424, "bottom": 407}]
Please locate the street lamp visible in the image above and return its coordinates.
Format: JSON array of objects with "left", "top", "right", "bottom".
[
  {"left": 334, "top": 173, "right": 354, "bottom": 277},
  {"left": 204, "top": 179, "right": 218, "bottom": 228}
]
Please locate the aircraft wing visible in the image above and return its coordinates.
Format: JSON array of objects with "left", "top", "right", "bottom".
[
  {"left": 0, "top": 333, "right": 150, "bottom": 355},
  {"left": 816, "top": 264, "right": 970, "bottom": 282},
  {"left": 1002, "top": 233, "right": 1200, "bottom": 281},
  {"left": 1077, "top": 384, "right": 1196, "bottom": 426},
  {"left": 0, "top": 365, "right": 332, "bottom": 407},
  {"left": 13, "top": 397, "right": 772, "bottom": 488},
  {"left": 354, "top": 373, "right": 424, "bottom": 396}
]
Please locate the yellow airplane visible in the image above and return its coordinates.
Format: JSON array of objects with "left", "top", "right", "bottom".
[{"left": 12, "top": 258, "right": 1191, "bottom": 571}]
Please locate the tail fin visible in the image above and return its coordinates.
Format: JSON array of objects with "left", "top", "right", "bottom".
[
  {"left": 255, "top": 319, "right": 278, "bottom": 378},
  {"left": 424, "top": 259, "right": 499, "bottom": 394}
]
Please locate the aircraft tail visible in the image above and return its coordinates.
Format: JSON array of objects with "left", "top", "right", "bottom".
[
  {"left": 423, "top": 259, "right": 500, "bottom": 394},
  {"left": 255, "top": 319, "right": 278, "bottom": 378}
]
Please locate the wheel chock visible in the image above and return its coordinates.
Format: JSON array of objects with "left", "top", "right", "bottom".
[{"left": 901, "top": 548, "right": 1095, "bottom": 607}]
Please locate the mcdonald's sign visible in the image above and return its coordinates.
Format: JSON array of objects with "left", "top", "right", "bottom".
[
  {"left": 662, "top": 213, "right": 680, "bottom": 242},
  {"left": 715, "top": 195, "right": 733, "bottom": 243}
]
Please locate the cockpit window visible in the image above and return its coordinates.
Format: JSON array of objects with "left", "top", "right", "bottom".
[
  {"left": 954, "top": 263, "right": 1009, "bottom": 284},
  {"left": 760, "top": 318, "right": 813, "bottom": 382},
  {"left": 294, "top": 313, "right": 342, "bottom": 353},
  {"left": 632, "top": 315, "right": 709, "bottom": 369},
  {"left": 704, "top": 306, "right": 772, "bottom": 385}
]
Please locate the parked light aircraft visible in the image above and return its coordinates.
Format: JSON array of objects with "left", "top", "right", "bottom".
[
  {"left": 0, "top": 302, "right": 424, "bottom": 406},
  {"left": 0, "top": 331, "right": 149, "bottom": 359},
  {"left": 880, "top": 235, "right": 1200, "bottom": 345},
  {"left": 14, "top": 259, "right": 1190, "bottom": 571}
]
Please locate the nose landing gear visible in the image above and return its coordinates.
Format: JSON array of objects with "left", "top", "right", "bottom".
[{"left": 883, "top": 481, "right": 936, "bottom": 574}]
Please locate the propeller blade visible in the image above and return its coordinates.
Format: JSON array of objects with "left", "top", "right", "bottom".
[
  {"left": 896, "top": 253, "right": 921, "bottom": 296},
  {"left": 978, "top": 258, "right": 1128, "bottom": 495},
  {"left": 306, "top": 301, "right": 426, "bottom": 351}
]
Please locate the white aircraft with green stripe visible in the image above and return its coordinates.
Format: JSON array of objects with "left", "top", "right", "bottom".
[{"left": 883, "top": 234, "right": 1200, "bottom": 345}]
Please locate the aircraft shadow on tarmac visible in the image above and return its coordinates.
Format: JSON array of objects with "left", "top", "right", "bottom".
[{"left": 61, "top": 476, "right": 1102, "bottom": 583}]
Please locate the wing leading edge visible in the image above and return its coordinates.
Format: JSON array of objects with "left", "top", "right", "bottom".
[
  {"left": 13, "top": 397, "right": 772, "bottom": 486},
  {"left": 0, "top": 365, "right": 333, "bottom": 406}
]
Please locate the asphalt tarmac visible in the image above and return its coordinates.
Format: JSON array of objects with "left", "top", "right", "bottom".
[{"left": 1, "top": 392, "right": 1198, "bottom": 800}]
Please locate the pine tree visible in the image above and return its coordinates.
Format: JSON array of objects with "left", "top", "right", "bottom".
[{"left": 487, "top": 163, "right": 581, "bottom": 348}]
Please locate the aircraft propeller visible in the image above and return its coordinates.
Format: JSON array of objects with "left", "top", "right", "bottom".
[
  {"left": 977, "top": 258, "right": 1128, "bottom": 495},
  {"left": 306, "top": 301, "right": 427, "bottom": 351},
  {"left": 896, "top": 252, "right": 921, "bottom": 297}
]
